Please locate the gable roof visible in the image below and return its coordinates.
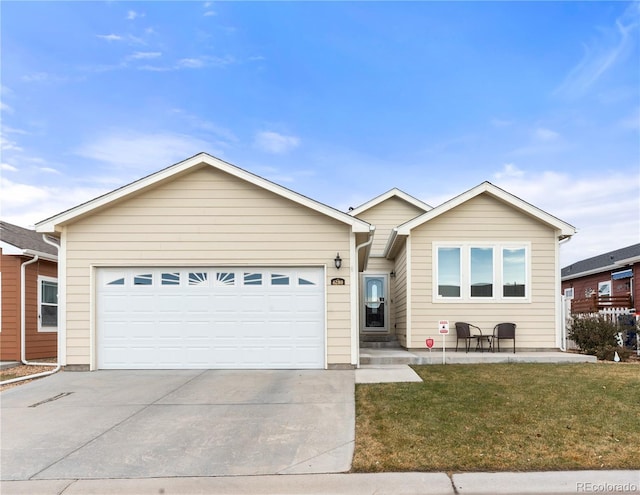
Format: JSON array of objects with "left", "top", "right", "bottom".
[
  {"left": 562, "top": 243, "right": 640, "bottom": 280},
  {"left": 347, "top": 187, "right": 432, "bottom": 217},
  {"left": 36, "top": 152, "right": 373, "bottom": 235},
  {"left": 384, "top": 181, "right": 576, "bottom": 258},
  {"left": 0, "top": 221, "right": 58, "bottom": 260}
]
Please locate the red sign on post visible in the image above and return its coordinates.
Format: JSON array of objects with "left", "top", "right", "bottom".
[{"left": 426, "top": 338, "right": 434, "bottom": 349}]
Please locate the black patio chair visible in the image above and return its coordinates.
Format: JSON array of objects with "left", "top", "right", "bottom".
[
  {"left": 455, "top": 322, "right": 483, "bottom": 353},
  {"left": 492, "top": 323, "right": 516, "bottom": 353}
]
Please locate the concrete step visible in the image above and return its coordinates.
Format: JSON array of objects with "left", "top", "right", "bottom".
[
  {"left": 360, "top": 349, "right": 413, "bottom": 365},
  {"left": 360, "top": 349, "right": 599, "bottom": 365},
  {"left": 359, "top": 334, "right": 402, "bottom": 349}
]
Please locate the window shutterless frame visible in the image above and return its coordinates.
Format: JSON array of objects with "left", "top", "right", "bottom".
[
  {"left": 433, "top": 242, "right": 530, "bottom": 303},
  {"left": 38, "top": 275, "right": 58, "bottom": 332}
]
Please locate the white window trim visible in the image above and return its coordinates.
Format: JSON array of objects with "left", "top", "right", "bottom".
[
  {"left": 38, "top": 275, "right": 58, "bottom": 333},
  {"left": 564, "top": 287, "right": 574, "bottom": 299},
  {"left": 598, "top": 280, "right": 611, "bottom": 297},
  {"left": 433, "top": 242, "right": 531, "bottom": 303}
]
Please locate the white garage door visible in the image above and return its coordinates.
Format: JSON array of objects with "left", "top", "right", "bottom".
[{"left": 96, "top": 267, "right": 325, "bottom": 369}]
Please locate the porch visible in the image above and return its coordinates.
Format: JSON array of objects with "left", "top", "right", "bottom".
[{"left": 359, "top": 348, "right": 597, "bottom": 366}]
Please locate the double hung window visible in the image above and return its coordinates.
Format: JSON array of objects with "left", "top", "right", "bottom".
[{"left": 39, "top": 276, "right": 58, "bottom": 332}]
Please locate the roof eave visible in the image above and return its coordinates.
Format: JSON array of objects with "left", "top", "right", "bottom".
[
  {"left": 36, "top": 152, "right": 371, "bottom": 234},
  {"left": 562, "top": 255, "right": 640, "bottom": 281},
  {"left": 396, "top": 182, "right": 576, "bottom": 237},
  {"left": 348, "top": 188, "right": 432, "bottom": 217}
]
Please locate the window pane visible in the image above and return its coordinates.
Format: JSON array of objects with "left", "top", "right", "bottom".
[
  {"left": 271, "top": 274, "right": 290, "bottom": 285},
  {"left": 438, "top": 247, "right": 461, "bottom": 297},
  {"left": 215, "top": 272, "right": 235, "bottom": 286},
  {"left": 470, "top": 247, "right": 493, "bottom": 297},
  {"left": 244, "top": 273, "right": 262, "bottom": 285},
  {"left": 161, "top": 273, "right": 180, "bottom": 285},
  {"left": 41, "top": 305, "right": 57, "bottom": 327},
  {"left": 134, "top": 274, "right": 153, "bottom": 285},
  {"left": 189, "top": 272, "right": 208, "bottom": 286},
  {"left": 503, "top": 248, "right": 526, "bottom": 297},
  {"left": 41, "top": 281, "right": 58, "bottom": 304}
]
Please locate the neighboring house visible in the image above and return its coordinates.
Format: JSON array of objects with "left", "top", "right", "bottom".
[
  {"left": 561, "top": 243, "right": 639, "bottom": 314},
  {"left": 0, "top": 221, "right": 59, "bottom": 361},
  {"left": 35, "top": 153, "right": 575, "bottom": 371}
]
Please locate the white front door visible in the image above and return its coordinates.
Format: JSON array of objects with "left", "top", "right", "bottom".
[
  {"left": 96, "top": 267, "right": 325, "bottom": 369},
  {"left": 361, "top": 274, "right": 388, "bottom": 332}
]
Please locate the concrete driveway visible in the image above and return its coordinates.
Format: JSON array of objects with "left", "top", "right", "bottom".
[{"left": 1, "top": 369, "right": 355, "bottom": 480}]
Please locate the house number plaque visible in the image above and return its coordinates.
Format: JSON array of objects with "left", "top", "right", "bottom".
[{"left": 331, "top": 278, "right": 345, "bottom": 286}]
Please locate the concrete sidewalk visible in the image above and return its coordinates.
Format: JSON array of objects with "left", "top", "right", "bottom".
[{"left": 2, "top": 471, "right": 639, "bottom": 495}]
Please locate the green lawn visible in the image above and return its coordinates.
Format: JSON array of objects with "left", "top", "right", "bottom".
[{"left": 353, "top": 363, "right": 640, "bottom": 472}]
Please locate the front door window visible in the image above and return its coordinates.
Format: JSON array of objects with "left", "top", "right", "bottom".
[{"left": 364, "top": 275, "right": 386, "bottom": 331}]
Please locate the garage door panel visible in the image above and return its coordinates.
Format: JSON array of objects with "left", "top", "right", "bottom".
[{"left": 97, "top": 267, "right": 325, "bottom": 369}]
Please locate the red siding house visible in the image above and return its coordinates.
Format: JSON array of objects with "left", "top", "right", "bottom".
[
  {"left": 562, "top": 243, "right": 639, "bottom": 314},
  {"left": 0, "top": 221, "right": 59, "bottom": 361}
]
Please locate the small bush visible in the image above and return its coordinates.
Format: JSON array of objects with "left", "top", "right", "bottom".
[{"left": 568, "top": 315, "right": 631, "bottom": 361}]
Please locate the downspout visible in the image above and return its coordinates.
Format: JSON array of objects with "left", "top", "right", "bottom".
[
  {"left": 354, "top": 227, "right": 375, "bottom": 368},
  {"left": 1, "top": 238, "right": 61, "bottom": 386},
  {"left": 558, "top": 235, "right": 572, "bottom": 352}
]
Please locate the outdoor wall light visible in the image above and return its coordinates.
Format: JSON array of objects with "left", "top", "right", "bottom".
[{"left": 334, "top": 253, "right": 342, "bottom": 269}]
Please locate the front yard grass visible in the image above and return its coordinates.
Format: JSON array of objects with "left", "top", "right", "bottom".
[{"left": 353, "top": 363, "right": 640, "bottom": 472}]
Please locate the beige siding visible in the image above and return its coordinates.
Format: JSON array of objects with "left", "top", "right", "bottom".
[
  {"left": 391, "top": 242, "right": 408, "bottom": 347},
  {"left": 409, "top": 194, "right": 560, "bottom": 350},
  {"left": 63, "top": 166, "right": 354, "bottom": 367},
  {"left": 354, "top": 197, "right": 424, "bottom": 256}
]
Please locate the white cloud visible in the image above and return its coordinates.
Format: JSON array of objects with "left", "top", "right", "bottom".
[
  {"left": 1, "top": 101, "right": 14, "bottom": 114},
  {"left": 97, "top": 33, "right": 124, "bottom": 42},
  {"left": 39, "top": 167, "right": 61, "bottom": 174},
  {"left": 178, "top": 55, "right": 234, "bottom": 69},
  {"left": 73, "top": 130, "right": 217, "bottom": 171},
  {"left": 126, "top": 10, "right": 144, "bottom": 21},
  {"left": 494, "top": 163, "right": 524, "bottom": 179},
  {"left": 129, "top": 51, "right": 162, "bottom": 60},
  {"left": 509, "top": 126, "right": 565, "bottom": 156},
  {"left": 490, "top": 118, "right": 513, "bottom": 128},
  {"left": 0, "top": 176, "right": 108, "bottom": 227},
  {"left": 534, "top": 127, "right": 560, "bottom": 142},
  {"left": 254, "top": 131, "right": 300, "bottom": 154},
  {"left": 204, "top": 11, "right": 216, "bottom": 17},
  {"left": 139, "top": 55, "right": 234, "bottom": 72},
  {"left": 96, "top": 33, "right": 145, "bottom": 45},
  {"left": 490, "top": 168, "right": 640, "bottom": 267},
  {"left": 178, "top": 58, "right": 205, "bottom": 69},
  {"left": 1, "top": 163, "right": 18, "bottom": 172},
  {"left": 1, "top": 135, "right": 23, "bottom": 152},
  {"left": 555, "top": 2, "right": 639, "bottom": 97},
  {"left": 169, "top": 108, "right": 238, "bottom": 144}
]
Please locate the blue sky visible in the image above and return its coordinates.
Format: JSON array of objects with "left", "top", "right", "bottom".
[{"left": 2, "top": 1, "right": 639, "bottom": 266}]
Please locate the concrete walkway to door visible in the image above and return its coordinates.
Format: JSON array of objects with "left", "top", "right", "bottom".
[{"left": 1, "top": 369, "right": 355, "bottom": 480}]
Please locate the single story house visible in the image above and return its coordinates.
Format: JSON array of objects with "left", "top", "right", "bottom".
[
  {"left": 0, "top": 221, "right": 59, "bottom": 361},
  {"left": 35, "top": 153, "right": 576, "bottom": 370},
  {"left": 562, "top": 243, "right": 639, "bottom": 314}
]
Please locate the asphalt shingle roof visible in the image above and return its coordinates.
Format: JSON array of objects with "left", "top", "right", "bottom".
[
  {"left": 562, "top": 243, "right": 640, "bottom": 278},
  {"left": 0, "top": 221, "right": 58, "bottom": 257}
]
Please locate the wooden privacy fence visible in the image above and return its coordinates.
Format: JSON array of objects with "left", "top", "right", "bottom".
[{"left": 570, "top": 294, "right": 633, "bottom": 314}]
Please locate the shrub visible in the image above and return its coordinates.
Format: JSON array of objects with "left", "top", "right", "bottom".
[{"left": 568, "top": 315, "right": 631, "bottom": 361}]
